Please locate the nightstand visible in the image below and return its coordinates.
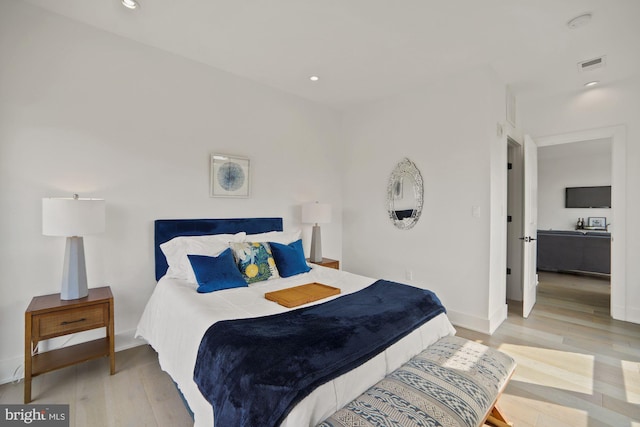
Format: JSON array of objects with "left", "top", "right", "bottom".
[
  {"left": 307, "top": 257, "right": 340, "bottom": 270},
  {"left": 24, "top": 286, "right": 115, "bottom": 403}
]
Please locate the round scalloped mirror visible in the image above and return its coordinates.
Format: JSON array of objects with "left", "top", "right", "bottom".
[{"left": 387, "top": 158, "right": 424, "bottom": 229}]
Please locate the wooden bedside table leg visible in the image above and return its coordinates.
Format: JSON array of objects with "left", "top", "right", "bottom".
[
  {"left": 24, "top": 312, "right": 32, "bottom": 403},
  {"left": 108, "top": 297, "right": 115, "bottom": 375}
]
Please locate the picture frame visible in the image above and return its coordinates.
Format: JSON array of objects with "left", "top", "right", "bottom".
[
  {"left": 587, "top": 216, "right": 606, "bottom": 229},
  {"left": 210, "top": 154, "right": 250, "bottom": 198}
]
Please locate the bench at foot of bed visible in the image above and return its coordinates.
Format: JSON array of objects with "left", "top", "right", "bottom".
[{"left": 317, "top": 335, "right": 516, "bottom": 427}]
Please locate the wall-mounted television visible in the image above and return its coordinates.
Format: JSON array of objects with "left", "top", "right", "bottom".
[{"left": 565, "top": 186, "right": 611, "bottom": 208}]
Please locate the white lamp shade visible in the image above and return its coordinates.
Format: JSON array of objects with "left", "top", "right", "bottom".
[
  {"left": 302, "top": 202, "right": 332, "bottom": 224},
  {"left": 43, "top": 198, "right": 106, "bottom": 236}
]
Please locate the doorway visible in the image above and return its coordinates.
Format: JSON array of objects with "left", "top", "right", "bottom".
[
  {"left": 506, "top": 138, "right": 523, "bottom": 302},
  {"left": 526, "top": 126, "right": 627, "bottom": 321}
]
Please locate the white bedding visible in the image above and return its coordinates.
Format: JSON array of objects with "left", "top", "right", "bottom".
[{"left": 135, "top": 265, "right": 456, "bottom": 427}]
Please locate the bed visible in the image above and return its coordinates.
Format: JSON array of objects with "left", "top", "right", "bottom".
[{"left": 135, "top": 218, "right": 456, "bottom": 427}]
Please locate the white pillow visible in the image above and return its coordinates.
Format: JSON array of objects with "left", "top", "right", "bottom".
[
  {"left": 244, "top": 229, "right": 301, "bottom": 244},
  {"left": 160, "top": 232, "right": 246, "bottom": 282}
]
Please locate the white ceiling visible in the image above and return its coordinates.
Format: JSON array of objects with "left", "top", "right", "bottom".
[{"left": 20, "top": 0, "right": 640, "bottom": 110}]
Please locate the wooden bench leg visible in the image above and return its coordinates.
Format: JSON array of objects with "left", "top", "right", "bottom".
[{"left": 485, "top": 404, "right": 512, "bottom": 427}]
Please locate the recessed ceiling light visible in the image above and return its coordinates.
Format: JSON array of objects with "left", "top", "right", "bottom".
[
  {"left": 584, "top": 81, "right": 599, "bottom": 87},
  {"left": 309, "top": 76, "right": 319, "bottom": 82},
  {"left": 122, "top": 0, "right": 139, "bottom": 10},
  {"left": 567, "top": 13, "right": 592, "bottom": 29}
]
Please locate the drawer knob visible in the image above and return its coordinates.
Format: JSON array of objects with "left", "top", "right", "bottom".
[{"left": 61, "top": 318, "right": 87, "bottom": 325}]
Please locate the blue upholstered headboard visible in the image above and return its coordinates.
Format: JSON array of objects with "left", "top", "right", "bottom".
[{"left": 154, "top": 217, "right": 283, "bottom": 281}]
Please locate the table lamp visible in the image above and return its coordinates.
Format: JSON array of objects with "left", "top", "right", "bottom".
[
  {"left": 42, "top": 194, "right": 105, "bottom": 300},
  {"left": 302, "top": 202, "right": 331, "bottom": 263}
]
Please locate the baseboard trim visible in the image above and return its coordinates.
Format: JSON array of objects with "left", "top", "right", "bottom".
[
  {"left": 115, "top": 328, "right": 147, "bottom": 352},
  {"left": 0, "top": 355, "right": 23, "bottom": 386},
  {"left": 447, "top": 310, "right": 490, "bottom": 335},
  {"left": 488, "top": 304, "right": 508, "bottom": 334},
  {"left": 625, "top": 306, "right": 640, "bottom": 325},
  {"left": 446, "top": 305, "right": 508, "bottom": 336}
]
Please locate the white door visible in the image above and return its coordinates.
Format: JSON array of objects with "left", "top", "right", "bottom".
[{"left": 522, "top": 134, "right": 538, "bottom": 318}]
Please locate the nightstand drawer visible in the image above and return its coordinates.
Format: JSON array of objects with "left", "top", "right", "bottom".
[{"left": 35, "top": 304, "right": 106, "bottom": 339}]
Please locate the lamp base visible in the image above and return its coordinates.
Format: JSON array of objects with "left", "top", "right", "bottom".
[
  {"left": 309, "top": 225, "right": 323, "bottom": 263},
  {"left": 61, "top": 236, "right": 89, "bottom": 300}
]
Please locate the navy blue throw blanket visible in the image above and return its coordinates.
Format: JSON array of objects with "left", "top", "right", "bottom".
[{"left": 193, "top": 280, "right": 446, "bottom": 427}]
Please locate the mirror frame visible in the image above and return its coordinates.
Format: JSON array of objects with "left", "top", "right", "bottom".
[{"left": 387, "top": 158, "right": 424, "bottom": 229}]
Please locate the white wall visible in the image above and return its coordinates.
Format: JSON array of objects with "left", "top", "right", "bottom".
[
  {"left": 538, "top": 139, "right": 612, "bottom": 231},
  {"left": 0, "top": 2, "right": 343, "bottom": 383},
  {"left": 341, "top": 66, "right": 508, "bottom": 334},
  {"left": 521, "top": 76, "right": 640, "bottom": 324}
]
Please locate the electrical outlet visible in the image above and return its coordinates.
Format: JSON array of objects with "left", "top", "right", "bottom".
[{"left": 405, "top": 270, "right": 413, "bottom": 280}]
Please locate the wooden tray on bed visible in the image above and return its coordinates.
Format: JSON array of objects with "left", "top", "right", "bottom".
[{"left": 265, "top": 283, "right": 340, "bottom": 308}]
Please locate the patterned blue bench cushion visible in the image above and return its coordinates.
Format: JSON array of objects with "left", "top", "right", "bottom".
[{"left": 318, "top": 336, "right": 516, "bottom": 427}]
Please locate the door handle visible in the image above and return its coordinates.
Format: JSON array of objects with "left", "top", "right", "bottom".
[{"left": 519, "top": 236, "right": 537, "bottom": 242}]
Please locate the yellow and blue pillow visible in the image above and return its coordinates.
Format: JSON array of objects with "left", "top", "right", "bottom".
[{"left": 230, "top": 242, "right": 280, "bottom": 284}]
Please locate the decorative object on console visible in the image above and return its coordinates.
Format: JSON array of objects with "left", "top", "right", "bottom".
[
  {"left": 210, "top": 154, "right": 250, "bottom": 198},
  {"left": 42, "top": 194, "right": 105, "bottom": 300},
  {"left": 387, "top": 158, "right": 424, "bottom": 230},
  {"left": 587, "top": 216, "right": 607, "bottom": 230},
  {"left": 302, "top": 202, "right": 332, "bottom": 263}
]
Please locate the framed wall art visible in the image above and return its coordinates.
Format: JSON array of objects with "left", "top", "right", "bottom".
[
  {"left": 210, "top": 154, "right": 250, "bottom": 198},
  {"left": 587, "top": 216, "right": 606, "bottom": 230}
]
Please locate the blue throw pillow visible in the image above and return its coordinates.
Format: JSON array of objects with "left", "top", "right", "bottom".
[
  {"left": 269, "top": 239, "right": 311, "bottom": 278},
  {"left": 188, "top": 249, "right": 247, "bottom": 293}
]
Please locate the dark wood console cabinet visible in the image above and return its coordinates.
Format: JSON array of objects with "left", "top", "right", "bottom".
[{"left": 537, "top": 230, "right": 611, "bottom": 275}]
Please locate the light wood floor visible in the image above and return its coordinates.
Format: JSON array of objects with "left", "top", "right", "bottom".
[
  {"left": 1, "top": 271, "right": 638, "bottom": 426},
  {"left": 456, "top": 272, "right": 640, "bottom": 427},
  {"left": 0, "top": 344, "right": 193, "bottom": 426}
]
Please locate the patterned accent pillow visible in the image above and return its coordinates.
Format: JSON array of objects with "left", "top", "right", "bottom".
[{"left": 230, "top": 242, "right": 280, "bottom": 284}]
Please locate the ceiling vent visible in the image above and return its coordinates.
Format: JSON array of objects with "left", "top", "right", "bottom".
[{"left": 578, "top": 56, "right": 606, "bottom": 72}]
